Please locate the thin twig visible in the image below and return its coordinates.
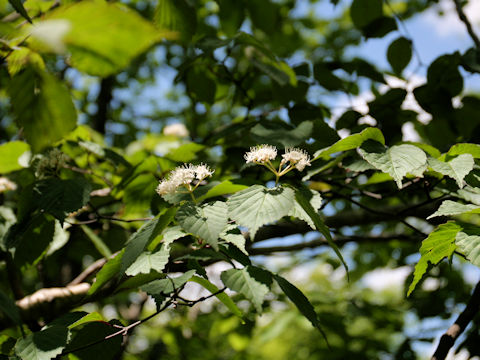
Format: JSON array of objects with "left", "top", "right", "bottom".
[{"left": 453, "top": 0, "right": 480, "bottom": 49}]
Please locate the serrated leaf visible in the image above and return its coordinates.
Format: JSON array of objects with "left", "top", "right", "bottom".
[
  {"left": 190, "top": 276, "right": 243, "bottom": 318},
  {"left": 33, "top": 178, "right": 91, "bottom": 222},
  {"left": 220, "top": 225, "right": 248, "bottom": 255},
  {"left": 387, "top": 37, "right": 412, "bottom": 75},
  {"left": 125, "top": 249, "right": 170, "bottom": 276},
  {"left": 289, "top": 189, "right": 322, "bottom": 229},
  {"left": 8, "top": 68, "right": 76, "bottom": 152},
  {"left": 148, "top": 225, "right": 188, "bottom": 252},
  {"left": 428, "top": 154, "right": 474, "bottom": 188},
  {"left": 456, "top": 229, "right": 480, "bottom": 267},
  {"left": 294, "top": 188, "right": 348, "bottom": 274},
  {"left": 220, "top": 267, "right": 269, "bottom": 313},
  {"left": 427, "top": 200, "right": 480, "bottom": 219},
  {"left": 314, "top": 127, "right": 385, "bottom": 160},
  {"left": 121, "top": 208, "right": 176, "bottom": 273},
  {"left": 0, "top": 289, "right": 21, "bottom": 325},
  {"left": 141, "top": 270, "right": 196, "bottom": 295},
  {"left": 88, "top": 250, "right": 124, "bottom": 295},
  {"left": 227, "top": 185, "right": 294, "bottom": 240},
  {"left": 0, "top": 141, "right": 30, "bottom": 173},
  {"left": 176, "top": 201, "right": 228, "bottom": 250},
  {"left": 407, "top": 222, "right": 461, "bottom": 296},
  {"left": 359, "top": 142, "right": 427, "bottom": 188},
  {"left": 15, "top": 326, "right": 69, "bottom": 360}
]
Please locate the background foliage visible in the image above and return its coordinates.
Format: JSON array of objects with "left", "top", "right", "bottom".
[{"left": 0, "top": 0, "right": 480, "bottom": 359}]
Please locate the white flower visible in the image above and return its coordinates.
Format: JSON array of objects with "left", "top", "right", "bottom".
[
  {"left": 244, "top": 144, "right": 277, "bottom": 164},
  {"left": 194, "top": 164, "right": 214, "bottom": 180},
  {"left": 281, "top": 148, "right": 311, "bottom": 171},
  {"left": 169, "top": 164, "right": 196, "bottom": 186},
  {"left": 163, "top": 123, "right": 189, "bottom": 137},
  {"left": 0, "top": 177, "right": 17, "bottom": 193},
  {"left": 156, "top": 179, "right": 178, "bottom": 195}
]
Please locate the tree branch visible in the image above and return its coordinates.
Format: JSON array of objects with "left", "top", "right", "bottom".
[
  {"left": 432, "top": 280, "right": 480, "bottom": 360},
  {"left": 453, "top": 0, "right": 480, "bottom": 49}
]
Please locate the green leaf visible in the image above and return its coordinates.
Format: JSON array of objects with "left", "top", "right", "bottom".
[
  {"left": 250, "top": 121, "right": 313, "bottom": 148},
  {"left": 274, "top": 275, "right": 324, "bottom": 333},
  {"left": 0, "top": 289, "right": 21, "bottom": 325},
  {"left": 33, "top": 177, "right": 91, "bottom": 222},
  {"left": 294, "top": 188, "right": 348, "bottom": 273},
  {"left": 15, "top": 325, "right": 69, "bottom": 360},
  {"left": 350, "top": 0, "right": 383, "bottom": 29},
  {"left": 447, "top": 143, "right": 480, "bottom": 159},
  {"left": 190, "top": 276, "right": 243, "bottom": 318},
  {"left": 43, "top": 1, "right": 170, "bottom": 76},
  {"left": 427, "top": 200, "right": 480, "bottom": 219},
  {"left": 197, "top": 180, "right": 248, "bottom": 202},
  {"left": 80, "top": 225, "right": 111, "bottom": 258},
  {"left": 125, "top": 249, "right": 170, "bottom": 276},
  {"left": 88, "top": 250, "right": 124, "bottom": 295},
  {"left": 121, "top": 208, "right": 176, "bottom": 273},
  {"left": 220, "top": 225, "right": 248, "bottom": 255},
  {"left": 289, "top": 189, "right": 322, "bottom": 229},
  {"left": 0, "top": 141, "right": 30, "bottom": 174},
  {"left": 176, "top": 201, "right": 228, "bottom": 250},
  {"left": 387, "top": 37, "right": 412, "bottom": 75},
  {"left": 147, "top": 225, "right": 188, "bottom": 252},
  {"left": 227, "top": 185, "right": 295, "bottom": 240},
  {"left": 141, "top": 270, "right": 196, "bottom": 295},
  {"left": 456, "top": 227, "right": 480, "bottom": 267},
  {"left": 428, "top": 154, "right": 474, "bottom": 188},
  {"left": 8, "top": 68, "right": 76, "bottom": 152},
  {"left": 154, "top": 0, "right": 196, "bottom": 42},
  {"left": 220, "top": 267, "right": 269, "bottom": 313},
  {"left": 8, "top": 0, "right": 32, "bottom": 23},
  {"left": 314, "top": 127, "right": 385, "bottom": 160},
  {"left": 359, "top": 142, "right": 427, "bottom": 188},
  {"left": 165, "top": 142, "right": 205, "bottom": 162},
  {"left": 407, "top": 222, "right": 461, "bottom": 296},
  {"left": 64, "top": 321, "right": 122, "bottom": 360},
  {"left": 216, "top": 0, "right": 245, "bottom": 36}
]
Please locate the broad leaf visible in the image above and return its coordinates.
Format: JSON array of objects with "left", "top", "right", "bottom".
[
  {"left": 15, "top": 326, "right": 69, "bottom": 360},
  {"left": 428, "top": 154, "right": 474, "bottom": 188},
  {"left": 0, "top": 141, "right": 30, "bottom": 173},
  {"left": 190, "top": 276, "right": 243, "bottom": 318},
  {"left": 387, "top": 37, "right": 412, "bottom": 75},
  {"left": 125, "top": 249, "right": 170, "bottom": 276},
  {"left": 250, "top": 121, "right": 313, "bottom": 148},
  {"left": 359, "top": 142, "right": 427, "bottom": 188},
  {"left": 148, "top": 225, "right": 188, "bottom": 252},
  {"left": 141, "top": 270, "right": 196, "bottom": 295},
  {"left": 289, "top": 189, "right": 322, "bottom": 229},
  {"left": 314, "top": 127, "right": 385, "bottom": 160},
  {"left": 456, "top": 228, "right": 480, "bottom": 267},
  {"left": 0, "top": 289, "right": 21, "bottom": 325},
  {"left": 88, "top": 250, "right": 124, "bottom": 295},
  {"left": 227, "top": 185, "right": 294, "bottom": 240},
  {"left": 447, "top": 143, "right": 480, "bottom": 159},
  {"left": 220, "top": 267, "right": 270, "bottom": 313},
  {"left": 176, "top": 201, "right": 228, "bottom": 250},
  {"left": 219, "top": 225, "right": 248, "bottom": 255},
  {"left": 8, "top": 68, "right": 76, "bottom": 152},
  {"left": 408, "top": 222, "right": 461, "bottom": 296},
  {"left": 121, "top": 208, "right": 176, "bottom": 273},
  {"left": 197, "top": 180, "right": 248, "bottom": 202},
  {"left": 350, "top": 0, "right": 382, "bottom": 29},
  {"left": 154, "top": 0, "right": 196, "bottom": 42},
  {"left": 427, "top": 200, "right": 480, "bottom": 219}
]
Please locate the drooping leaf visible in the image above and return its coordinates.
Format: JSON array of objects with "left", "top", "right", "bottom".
[
  {"left": 0, "top": 141, "right": 30, "bottom": 174},
  {"left": 8, "top": 68, "right": 76, "bottom": 152},
  {"left": 227, "top": 185, "right": 295, "bottom": 240},
  {"left": 41, "top": 1, "right": 171, "bottom": 76},
  {"left": 387, "top": 37, "right": 412, "bottom": 75},
  {"left": 176, "top": 201, "right": 228, "bottom": 250},
  {"left": 289, "top": 189, "right": 322, "bottom": 229},
  {"left": 121, "top": 208, "right": 176, "bottom": 273},
  {"left": 407, "top": 222, "right": 462, "bottom": 296},
  {"left": 428, "top": 154, "right": 474, "bottom": 188},
  {"left": 359, "top": 142, "right": 427, "bottom": 188},
  {"left": 15, "top": 326, "right": 69, "bottom": 360},
  {"left": 427, "top": 200, "right": 480, "bottom": 219},
  {"left": 314, "top": 127, "right": 385, "bottom": 160},
  {"left": 125, "top": 249, "right": 170, "bottom": 276},
  {"left": 190, "top": 276, "right": 243, "bottom": 318},
  {"left": 294, "top": 188, "right": 348, "bottom": 273},
  {"left": 0, "top": 289, "right": 21, "bottom": 325},
  {"left": 33, "top": 177, "right": 91, "bottom": 222},
  {"left": 220, "top": 267, "right": 270, "bottom": 313},
  {"left": 88, "top": 250, "right": 124, "bottom": 295}
]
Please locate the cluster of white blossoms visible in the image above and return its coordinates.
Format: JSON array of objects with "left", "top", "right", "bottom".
[
  {"left": 0, "top": 177, "right": 17, "bottom": 193},
  {"left": 244, "top": 144, "right": 311, "bottom": 174},
  {"left": 156, "top": 163, "right": 214, "bottom": 195}
]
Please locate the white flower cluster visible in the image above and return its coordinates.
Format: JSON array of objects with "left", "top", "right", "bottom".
[
  {"left": 156, "top": 163, "right": 214, "bottom": 195},
  {"left": 244, "top": 144, "right": 311, "bottom": 172},
  {"left": 281, "top": 147, "right": 311, "bottom": 171},
  {"left": 0, "top": 177, "right": 17, "bottom": 193},
  {"left": 35, "top": 148, "right": 68, "bottom": 178},
  {"left": 163, "top": 123, "right": 189, "bottom": 137}
]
